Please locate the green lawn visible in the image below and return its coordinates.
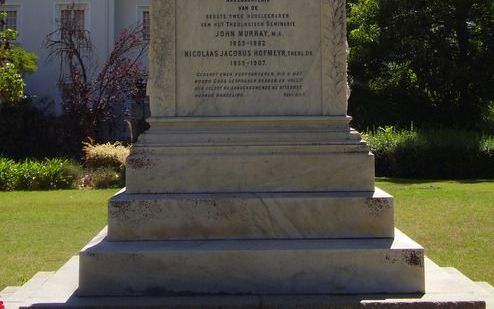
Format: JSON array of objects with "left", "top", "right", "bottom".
[
  {"left": 0, "top": 189, "right": 116, "bottom": 290},
  {"left": 0, "top": 181, "right": 492, "bottom": 291},
  {"left": 377, "top": 178, "right": 494, "bottom": 284}
]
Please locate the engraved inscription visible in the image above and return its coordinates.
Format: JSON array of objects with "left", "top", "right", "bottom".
[{"left": 176, "top": 0, "right": 322, "bottom": 116}]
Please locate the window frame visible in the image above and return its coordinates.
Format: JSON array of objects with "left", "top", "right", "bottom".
[
  {"left": 1, "top": 4, "right": 22, "bottom": 42},
  {"left": 54, "top": 2, "right": 91, "bottom": 36},
  {"left": 136, "top": 6, "right": 150, "bottom": 41}
]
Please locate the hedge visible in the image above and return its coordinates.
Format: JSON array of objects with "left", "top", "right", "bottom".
[
  {"left": 364, "top": 127, "right": 494, "bottom": 179},
  {"left": 0, "top": 158, "right": 82, "bottom": 191}
]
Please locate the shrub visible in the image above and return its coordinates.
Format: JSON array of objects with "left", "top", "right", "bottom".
[
  {"left": 0, "top": 12, "right": 38, "bottom": 106},
  {"left": 0, "top": 157, "right": 16, "bottom": 190},
  {"left": 82, "top": 140, "right": 130, "bottom": 170},
  {"left": 80, "top": 168, "right": 124, "bottom": 189},
  {"left": 0, "top": 101, "right": 81, "bottom": 160},
  {"left": 0, "top": 158, "right": 82, "bottom": 191},
  {"left": 364, "top": 127, "right": 494, "bottom": 179}
]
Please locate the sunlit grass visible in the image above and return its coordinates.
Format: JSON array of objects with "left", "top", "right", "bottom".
[
  {"left": 377, "top": 178, "right": 494, "bottom": 284},
  {"left": 0, "top": 189, "right": 116, "bottom": 290},
  {"left": 0, "top": 181, "right": 492, "bottom": 291}
]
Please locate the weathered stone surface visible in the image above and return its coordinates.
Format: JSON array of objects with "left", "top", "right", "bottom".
[
  {"left": 4, "top": 256, "right": 490, "bottom": 309},
  {"left": 126, "top": 144, "right": 374, "bottom": 193},
  {"left": 108, "top": 188, "right": 393, "bottom": 241},
  {"left": 126, "top": 117, "right": 374, "bottom": 194},
  {"left": 148, "top": 0, "right": 175, "bottom": 117},
  {"left": 176, "top": 0, "right": 322, "bottom": 116},
  {"left": 3, "top": 272, "right": 54, "bottom": 303},
  {"left": 148, "top": 0, "right": 349, "bottom": 117},
  {"left": 141, "top": 116, "right": 360, "bottom": 146},
  {"left": 79, "top": 228, "right": 424, "bottom": 296}
]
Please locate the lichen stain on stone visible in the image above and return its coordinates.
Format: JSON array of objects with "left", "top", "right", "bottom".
[
  {"left": 403, "top": 250, "right": 424, "bottom": 267},
  {"left": 110, "top": 201, "right": 133, "bottom": 220},
  {"left": 117, "top": 201, "right": 132, "bottom": 209},
  {"left": 366, "top": 198, "right": 390, "bottom": 217},
  {"left": 127, "top": 157, "right": 154, "bottom": 169},
  {"left": 138, "top": 200, "right": 159, "bottom": 220},
  {"left": 385, "top": 254, "right": 398, "bottom": 264}
]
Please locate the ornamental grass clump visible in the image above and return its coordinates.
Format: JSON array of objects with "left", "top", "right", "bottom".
[
  {"left": 81, "top": 140, "right": 130, "bottom": 189},
  {"left": 82, "top": 140, "right": 130, "bottom": 170}
]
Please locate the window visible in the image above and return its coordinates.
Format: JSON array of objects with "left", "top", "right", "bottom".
[
  {"left": 137, "top": 7, "right": 150, "bottom": 41},
  {"left": 1, "top": 5, "right": 21, "bottom": 41},
  {"left": 56, "top": 3, "right": 89, "bottom": 42},
  {"left": 142, "top": 10, "right": 150, "bottom": 40},
  {"left": 2, "top": 10, "right": 17, "bottom": 31},
  {"left": 60, "top": 7, "right": 85, "bottom": 40}
]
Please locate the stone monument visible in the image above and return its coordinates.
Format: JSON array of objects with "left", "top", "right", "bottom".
[
  {"left": 1, "top": 1, "right": 491, "bottom": 308},
  {"left": 78, "top": 0, "right": 426, "bottom": 296},
  {"left": 77, "top": 0, "right": 424, "bottom": 295}
]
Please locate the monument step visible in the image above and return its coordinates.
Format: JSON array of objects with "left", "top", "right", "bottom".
[
  {"left": 126, "top": 143, "right": 374, "bottom": 194},
  {"left": 0, "top": 286, "right": 20, "bottom": 299},
  {"left": 108, "top": 188, "right": 394, "bottom": 241},
  {"left": 2, "top": 258, "right": 78, "bottom": 309},
  {"left": 4, "top": 257, "right": 486, "bottom": 309},
  {"left": 475, "top": 282, "right": 494, "bottom": 309},
  {"left": 79, "top": 228, "right": 424, "bottom": 296},
  {"left": 147, "top": 116, "right": 354, "bottom": 131},
  {"left": 443, "top": 267, "right": 478, "bottom": 286},
  {"left": 5, "top": 272, "right": 54, "bottom": 303},
  {"left": 27, "top": 256, "right": 79, "bottom": 302},
  {"left": 477, "top": 282, "right": 494, "bottom": 295},
  {"left": 138, "top": 121, "right": 365, "bottom": 146}
]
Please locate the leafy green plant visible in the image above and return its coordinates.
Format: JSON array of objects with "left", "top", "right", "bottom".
[
  {"left": 0, "top": 62, "right": 25, "bottom": 102},
  {"left": 0, "top": 157, "right": 17, "bottom": 190},
  {"left": 0, "top": 158, "right": 82, "bottom": 191},
  {"left": 0, "top": 8, "right": 37, "bottom": 106}
]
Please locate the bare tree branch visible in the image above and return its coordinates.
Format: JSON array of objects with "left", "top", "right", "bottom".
[{"left": 43, "top": 4, "right": 148, "bottom": 142}]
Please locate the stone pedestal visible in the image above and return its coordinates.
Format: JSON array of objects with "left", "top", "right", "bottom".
[
  {"left": 78, "top": 0, "right": 427, "bottom": 299},
  {"left": 125, "top": 117, "right": 374, "bottom": 194},
  {"left": 80, "top": 228, "right": 423, "bottom": 296},
  {"left": 2, "top": 255, "right": 490, "bottom": 309},
  {"left": 78, "top": 117, "right": 425, "bottom": 296},
  {"left": 107, "top": 188, "right": 394, "bottom": 241}
]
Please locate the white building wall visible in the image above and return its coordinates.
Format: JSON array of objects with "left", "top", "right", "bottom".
[
  {"left": 115, "top": 0, "right": 149, "bottom": 34},
  {"left": 3, "top": 0, "right": 149, "bottom": 114},
  {"left": 114, "top": 0, "right": 150, "bottom": 67}
]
